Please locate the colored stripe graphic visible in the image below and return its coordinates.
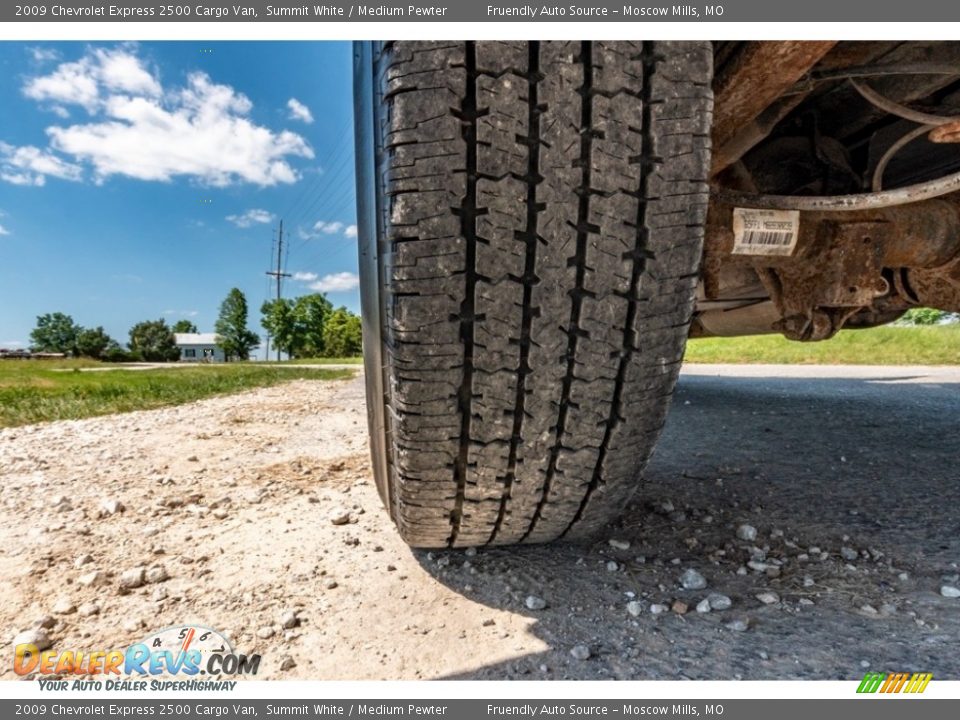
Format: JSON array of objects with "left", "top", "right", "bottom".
[{"left": 857, "top": 672, "right": 932, "bottom": 693}]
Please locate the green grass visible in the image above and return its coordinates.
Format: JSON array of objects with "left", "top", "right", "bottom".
[
  {"left": 266, "top": 357, "right": 364, "bottom": 365},
  {"left": 0, "top": 359, "right": 353, "bottom": 428},
  {"left": 685, "top": 325, "right": 960, "bottom": 365}
]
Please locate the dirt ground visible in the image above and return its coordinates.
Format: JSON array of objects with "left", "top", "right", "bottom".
[{"left": 1, "top": 366, "right": 958, "bottom": 681}]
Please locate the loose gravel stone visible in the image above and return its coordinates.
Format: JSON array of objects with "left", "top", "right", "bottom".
[
  {"left": 608, "top": 539, "right": 630, "bottom": 551},
  {"left": 14, "top": 628, "right": 51, "bottom": 651},
  {"left": 329, "top": 508, "right": 352, "bottom": 526},
  {"left": 840, "top": 546, "right": 859, "bottom": 561},
  {"left": 98, "top": 499, "right": 125, "bottom": 517},
  {"left": 145, "top": 566, "right": 169, "bottom": 584},
  {"left": 257, "top": 626, "right": 275, "bottom": 639},
  {"left": 671, "top": 600, "right": 689, "bottom": 615},
  {"left": 940, "top": 585, "right": 960, "bottom": 598},
  {"left": 626, "top": 601, "right": 644, "bottom": 617},
  {"left": 708, "top": 594, "right": 733, "bottom": 611},
  {"left": 280, "top": 610, "right": 299, "bottom": 629},
  {"left": 650, "top": 603, "right": 669, "bottom": 615},
  {"left": 525, "top": 595, "right": 547, "bottom": 611},
  {"left": 570, "top": 645, "right": 591, "bottom": 661},
  {"left": 74, "top": 554, "right": 94, "bottom": 568},
  {"left": 605, "top": 561, "right": 619, "bottom": 572},
  {"left": 680, "top": 568, "right": 707, "bottom": 590},
  {"left": 77, "top": 602, "right": 100, "bottom": 617},
  {"left": 279, "top": 656, "right": 297, "bottom": 671},
  {"left": 119, "top": 567, "right": 146, "bottom": 590},
  {"left": 77, "top": 571, "right": 106, "bottom": 587},
  {"left": 726, "top": 618, "right": 750, "bottom": 632},
  {"left": 756, "top": 592, "right": 780, "bottom": 605},
  {"left": 736, "top": 524, "right": 758, "bottom": 542},
  {"left": 696, "top": 598, "right": 712, "bottom": 613},
  {"left": 52, "top": 599, "right": 76, "bottom": 615}
]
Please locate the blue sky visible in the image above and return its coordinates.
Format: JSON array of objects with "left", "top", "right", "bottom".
[{"left": 0, "top": 41, "right": 358, "bottom": 356}]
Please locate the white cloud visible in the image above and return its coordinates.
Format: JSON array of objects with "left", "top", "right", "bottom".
[
  {"left": 0, "top": 142, "right": 82, "bottom": 186},
  {"left": 14, "top": 47, "right": 314, "bottom": 187},
  {"left": 309, "top": 272, "right": 360, "bottom": 293},
  {"left": 0, "top": 225, "right": 9, "bottom": 236},
  {"left": 2, "top": 340, "right": 25, "bottom": 348},
  {"left": 163, "top": 309, "right": 199, "bottom": 317},
  {"left": 313, "top": 220, "right": 344, "bottom": 234},
  {"left": 29, "top": 47, "right": 60, "bottom": 63},
  {"left": 287, "top": 98, "right": 314, "bottom": 124},
  {"left": 344, "top": 224, "right": 358, "bottom": 238},
  {"left": 292, "top": 271, "right": 318, "bottom": 282},
  {"left": 24, "top": 47, "right": 160, "bottom": 113},
  {"left": 226, "top": 208, "right": 274, "bottom": 228}
]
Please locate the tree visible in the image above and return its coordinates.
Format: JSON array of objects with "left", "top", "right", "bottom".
[
  {"left": 261, "top": 298, "right": 297, "bottom": 358},
  {"left": 215, "top": 288, "right": 259, "bottom": 361},
  {"left": 75, "top": 326, "right": 115, "bottom": 359},
  {"left": 172, "top": 319, "right": 198, "bottom": 334},
  {"left": 30, "top": 312, "right": 81, "bottom": 355},
  {"left": 129, "top": 319, "right": 179, "bottom": 362},
  {"left": 323, "top": 306, "right": 363, "bottom": 357},
  {"left": 899, "top": 307, "right": 956, "bottom": 325},
  {"left": 292, "top": 293, "right": 333, "bottom": 357}
]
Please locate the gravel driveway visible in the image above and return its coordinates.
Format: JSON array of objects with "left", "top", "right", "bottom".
[{"left": 1, "top": 365, "right": 957, "bottom": 680}]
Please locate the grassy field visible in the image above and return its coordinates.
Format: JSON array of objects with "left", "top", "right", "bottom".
[
  {"left": 0, "top": 359, "right": 353, "bottom": 428},
  {"left": 685, "top": 325, "right": 960, "bottom": 365},
  {"left": 269, "top": 357, "right": 364, "bottom": 365}
]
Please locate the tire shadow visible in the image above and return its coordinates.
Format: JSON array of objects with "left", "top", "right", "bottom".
[{"left": 412, "top": 371, "right": 960, "bottom": 680}]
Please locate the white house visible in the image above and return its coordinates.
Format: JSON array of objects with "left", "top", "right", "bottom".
[{"left": 174, "top": 333, "right": 225, "bottom": 363}]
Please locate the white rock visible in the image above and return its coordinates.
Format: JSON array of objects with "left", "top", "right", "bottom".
[
  {"left": 649, "top": 603, "right": 668, "bottom": 615},
  {"left": 626, "top": 601, "right": 644, "bottom": 617},
  {"left": 98, "top": 499, "right": 125, "bottom": 517},
  {"left": 329, "top": 508, "right": 352, "bottom": 526},
  {"left": 756, "top": 592, "right": 780, "bottom": 605},
  {"left": 13, "top": 628, "right": 51, "bottom": 651},
  {"left": 151, "top": 587, "right": 168, "bottom": 602},
  {"left": 940, "top": 585, "right": 960, "bottom": 598},
  {"left": 680, "top": 568, "right": 707, "bottom": 590},
  {"left": 257, "top": 626, "right": 275, "bottom": 639},
  {"left": 52, "top": 598, "right": 76, "bottom": 615},
  {"left": 840, "top": 546, "right": 859, "bottom": 561},
  {"left": 145, "top": 566, "right": 169, "bottom": 584},
  {"left": 524, "top": 595, "right": 547, "bottom": 611},
  {"left": 696, "top": 598, "right": 712, "bottom": 613},
  {"left": 77, "top": 570, "right": 106, "bottom": 587},
  {"left": 77, "top": 602, "right": 100, "bottom": 617},
  {"left": 708, "top": 593, "right": 733, "bottom": 611},
  {"left": 608, "top": 539, "right": 630, "bottom": 551},
  {"left": 726, "top": 618, "right": 749, "bottom": 632},
  {"left": 119, "top": 567, "right": 146, "bottom": 590},
  {"left": 736, "top": 524, "right": 757, "bottom": 542},
  {"left": 606, "top": 561, "right": 619, "bottom": 572},
  {"left": 280, "top": 610, "right": 299, "bottom": 629},
  {"left": 570, "top": 645, "right": 591, "bottom": 661}
]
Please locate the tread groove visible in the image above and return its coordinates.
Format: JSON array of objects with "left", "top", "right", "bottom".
[
  {"left": 448, "top": 41, "right": 479, "bottom": 547},
  {"left": 520, "top": 41, "right": 594, "bottom": 544},
  {"left": 487, "top": 42, "right": 542, "bottom": 546},
  {"left": 561, "top": 42, "right": 657, "bottom": 538}
]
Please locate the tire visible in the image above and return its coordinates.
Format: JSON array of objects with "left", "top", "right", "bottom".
[{"left": 354, "top": 41, "right": 713, "bottom": 548}]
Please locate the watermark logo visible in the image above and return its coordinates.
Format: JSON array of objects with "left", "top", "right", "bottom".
[
  {"left": 15, "top": 624, "right": 260, "bottom": 687},
  {"left": 857, "top": 672, "right": 932, "bottom": 694}
]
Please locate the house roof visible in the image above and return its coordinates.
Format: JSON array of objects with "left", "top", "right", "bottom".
[{"left": 174, "top": 333, "right": 219, "bottom": 346}]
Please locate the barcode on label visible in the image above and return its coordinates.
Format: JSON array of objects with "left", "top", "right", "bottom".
[
  {"left": 732, "top": 208, "right": 800, "bottom": 256},
  {"left": 741, "top": 230, "right": 795, "bottom": 247}
]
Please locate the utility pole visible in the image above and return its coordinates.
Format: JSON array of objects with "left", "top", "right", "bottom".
[{"left": 265, "top": 219, "right": 291, "bottom": 361}]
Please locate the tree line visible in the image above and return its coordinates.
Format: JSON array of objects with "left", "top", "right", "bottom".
[{"left": 28, "top": 287, "right": 362, "bottom": 361}]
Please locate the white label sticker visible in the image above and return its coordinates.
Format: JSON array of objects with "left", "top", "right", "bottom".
[{"left": 732, "top": 208, "right": 800, "bottom": 256}]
